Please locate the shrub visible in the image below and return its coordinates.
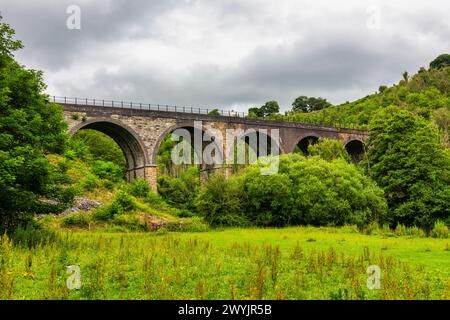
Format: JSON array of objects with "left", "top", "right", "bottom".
[
  {"left": 278, "top": 155, "right": 387, "bottom": 228},
  {"left": 62, "top": 212, "right": 91, "bottom": 228},
  {"left": 126, "top": 179, "right": 150, "bottom": 198},
  {"left": 92, "top": 160, "right": 124, "bottom": 181},
  {"left": 92, "top": 192, "right": 137, "bottom": 221},
  {"left": 431, "top": 220, "right": 449, "bottom": 238},
  {"left": 196, "top": 154, "right": 387, "bottom": 228},
  {"left": 157, "top": 166, "right": 199, "bottom": 210},
  {"left": 195, "top": 174, "right": 249, "bottom": 227},
  {"left": 307, "top": 138, "right": 351, "bottom": 162},
  {"left": 241, "top": 167, "right": 294, "bottom": 226},
  {"left": 81, "top": 174, "right": 100, "bottom": 192}
]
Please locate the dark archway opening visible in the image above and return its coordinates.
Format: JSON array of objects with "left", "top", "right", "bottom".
[
  {"left": 70, "top": 120, "right": 149, "bottom": 182},
  {"left": 296, "top": 136, "right": 319, "bottom": 155},
  {"left": 345, "top": 140, "right": 366, "bottom": 163}
]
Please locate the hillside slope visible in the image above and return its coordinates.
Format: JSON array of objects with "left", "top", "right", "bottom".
[{"left": 269, "top": 66, "right": 450, "bottom": 136}]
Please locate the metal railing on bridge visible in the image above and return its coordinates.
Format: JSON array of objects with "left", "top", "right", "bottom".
[
  {"left": 50, "top": 95, "right": 366, "bottom": 131},
  {"left": 50, "top": 95, "right": 247, "bottom": 118}
]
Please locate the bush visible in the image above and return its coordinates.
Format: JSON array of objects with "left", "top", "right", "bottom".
[
  {"left": 92, "top": 160, "right": 124, "bottom": 181},
  {"left": 126, "top": 179, "right": 150, "bottom": 198},
  {"left": 62, "top": 212, "right": 91, "bottom": 228},
  {"left": 196, "top": 154, "right": 387, "bottom": 228},
  {"left": 242, "top": 168, "right": 294, "bottom": 226},
  {"left": 80, "top": 173, "right": 100, "bottom": 192},
  {"left": 431, "top": 220, "right": 449, "bottom": 238},
  {"left": 93, "top": 191, "right": 137, "bottom": 221},
  {"left": 307, "top": 138, "right": 351, "bottom": 162},
  {"left": 157, "top": 166, "right": 199, "bottom": 210},
  {"left": 195, "top": 174, "right": 249, "bottom": 227},
  {"left": 279, "top": 155, "right": 387, "bottom": 228}
]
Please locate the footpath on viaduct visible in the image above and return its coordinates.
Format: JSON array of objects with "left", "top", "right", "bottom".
[{"left": 56, "top": 97, "right": 369, "bottom": 191}]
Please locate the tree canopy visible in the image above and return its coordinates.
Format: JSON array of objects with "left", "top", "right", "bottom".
[
  {"left": 291, "top": 96, "right": 333, "bottom": 113},
  {"left": 366, "top": 107, "right": 450, "bottom": 229},
  {"left": 248, "top": 100, "right": 280, "bottom": 117},
  {"left": 0, "top": 17, "right": 71, "bottom": 232},
  {"left": 430, "top": 54, "right": 450, "bottom": 69}
]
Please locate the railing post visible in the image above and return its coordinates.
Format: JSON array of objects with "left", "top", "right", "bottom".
[
  {"left": 140, "top": 103, "right": 142, "bottom": 110},
  {"left": 103, "top": 99, "right": 104, "bottom": 107},
  {"left": 85, "top": 98, "right": 88, "bottom": 105},
  {"left": 75, "top": 97, "right": 77, "bottom": 104},
  {"left": 166, "top": 105, "right": 168, "bottom": 111},
  {"left": 64, "top": 96, "right": 66, "bottom": 104},
  {"left": 157, "top": 104, "right": 160, "bottom": 111},
  {"left": 121, "top": 101, "right": 123, "bottom": 108}
]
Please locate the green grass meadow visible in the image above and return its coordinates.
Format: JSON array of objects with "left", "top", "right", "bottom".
[{"left": 2, "top": 227, "right": 449, "bottom": 300}]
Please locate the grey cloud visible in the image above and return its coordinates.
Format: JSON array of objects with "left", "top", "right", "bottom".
[
  {"left": 0, "top": 0, "right": 448, "bottom": 112},
  {"left": 0, "top": 0, "right": 180, "bottom": 69}
]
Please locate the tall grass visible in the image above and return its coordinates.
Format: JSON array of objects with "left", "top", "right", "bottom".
[{"left": 0, "top": 230, "right": 448, "bottom": 300}]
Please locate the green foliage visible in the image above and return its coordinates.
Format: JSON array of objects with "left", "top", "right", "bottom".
[
  {"left": 2, "top": 227, "right": 448, "bottom": 299},
  {"left": 157, "top": 166, "right": 200, "bottom": 210},
  {"left": 208, "top": 108, "right": 221, "bottom": 116},
  {"left": 195, "top": 174, "right": 249, "bottom": 227},
  {"left": 62, "top": 212, "right": 91, "bottom": 228},
  {"left": 430, "top": 220, "right": 449, "bottom": 239},
  {"left": 65, "top": 139, "right": 90, "bottom": 160},
  {"left": 366, "top": 108, "right": 450, "bottom": 229},
  {"left": 125, "top": 179, "right": 151, "bottom": 198},
  {"left": 71, "top": 130, "right": 126, "bottom": 168},
  {"left": 272, "top": 65, "right": 450, "bottom": 129},
  {"left": 291, "top": 96, "right": 333, "bottom": 113},
  {"left": 91, "top": 160, "right": 124, "bottom": 181},
  {"left": 10, "top": 221, "right": 58, "bottom": 248},
  {"left": 0, "top": 15, "right": 23, "bottom": 57},
  {"left": 156, "top": 133, "right": 177, "bottom": 175},
  {"left": 197, "top": 154, "right": 386, "bottom": 228},
  {"left": 0, "top": 17, "right": 72, "bottom": 232},
  {"left": 93, "top": 191, "right": 137, "bottom": 221},
  {"left": 430, "top": 54, "right": 450, "bottom": 69},
  {"left": 248, "top": 100, "right": 280, "bottom": 118},
  {"left": 307, "top": 138, "right": 351, "bottom": 162},
  {"left": 278, "top": 155, "right": 386, "bottom": 228},
  {"left": 242, "top": 169, "right": 294, "bottom": 226}
]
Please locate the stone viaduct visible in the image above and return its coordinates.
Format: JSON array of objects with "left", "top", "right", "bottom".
[{"left": 58, "top": 97, "right": 368, "bottom": 191}]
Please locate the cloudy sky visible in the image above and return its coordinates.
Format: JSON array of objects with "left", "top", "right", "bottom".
[{"left": 1, "top": 0, "right": 449, "bottom": 112}]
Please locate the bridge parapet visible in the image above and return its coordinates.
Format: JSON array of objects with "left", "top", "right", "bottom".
[{"left": 60, "top": 97, "right": 369, "bottom": 192}]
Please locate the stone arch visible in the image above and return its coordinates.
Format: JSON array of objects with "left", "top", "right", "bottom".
[
  {"left": 296, "top": 135, "right": 320, "bottom": 155},
  {"left": 152, "top": 121, "right": 224, "bottom": 166},
  {"left": 233, "top": 129, "right": 284, "bottom": 164},
  {"left": 69, "top": 118, "right": 152, "bottom": 183},
  {"left": 345, "top": 139, "right": 366, "bottom": 163}
]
